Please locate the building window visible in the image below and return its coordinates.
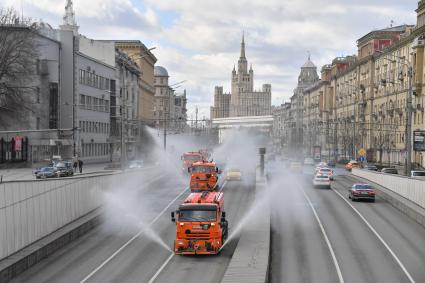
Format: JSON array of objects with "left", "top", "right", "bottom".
[
  {"left": 36, "top": 117, "right": 40, "bottom": 129},
  {"left": 80, "top": 94, "right": 85, "bottom": 109},
  {"left": 36, "top": 87, "right": 40, "bottom": 103}
]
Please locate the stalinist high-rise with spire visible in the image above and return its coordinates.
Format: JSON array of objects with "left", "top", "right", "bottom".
[{"left": 210, "top": 34, "right": 272, "bottom": 118}]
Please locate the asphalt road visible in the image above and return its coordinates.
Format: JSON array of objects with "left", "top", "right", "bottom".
[
  {"left": 269, "top": 166, "right": 425, "bottom": 283},
  {"left": 10, "top": 169, "right": 254, "bottom": 283}
]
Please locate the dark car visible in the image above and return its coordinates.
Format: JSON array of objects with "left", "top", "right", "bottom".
[
  {"left": 348, "top": 183, "right": 375, "bottom": 202},
  {"left": 364, "top": 165, "right": 378, "bottom": 171},
  {"left": 381, "top": 167, "right": 398, "bottom": 174},
  {"left": 55, "top": 161, "right": 74, "bottom": 177},
  {"left": 327, "top": 160, "right": 336, "bottom": 167},
  {"left": 36, "top": 167, "right": 58, "bottom": 179}
]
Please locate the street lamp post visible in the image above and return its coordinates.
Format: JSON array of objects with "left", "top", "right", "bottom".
[{"left": 406, "top": 65, "right": 413, "bottom": 174}]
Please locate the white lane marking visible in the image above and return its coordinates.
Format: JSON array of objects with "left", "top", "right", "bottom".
[
  {"left": 147, "top": 253, "right": 174, "bottom": 283},
  {"left": 331, "top": 187, "right": 416, "bottom": 283},
  {"left": 79, "top": 187, "right": 189, "bottom": 283},
  {"left": 297, "top": 183, "right": 345, "bottom": 283},
  {"left": 146, "top": 180, "right": 229, "bottom": 282}
]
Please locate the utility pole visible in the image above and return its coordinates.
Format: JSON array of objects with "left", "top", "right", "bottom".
[
  {"left": 195, "top": 106, "right": 198, "bottom": 130},
  {"left": 164, "top": 108, "right": 167, "bottom": 151},
  {"left": 406, "top": 65, "right": 413, "bottom": 174},
  {"left": 121, "top": 65, "right": 127, "bottom": 170}
]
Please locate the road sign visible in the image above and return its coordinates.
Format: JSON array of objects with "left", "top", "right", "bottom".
[
  {"left": 358, "top": 148, "right": 366, "bottom": 156},
  {"left": 413, "top": 131, "right": 425, "bottom": 151},
  {"left": 359, "top": 156, "right": 365, "bottom": 162},
  {"left": 15, "top": 136, "right": 22, "bottom": 151}
]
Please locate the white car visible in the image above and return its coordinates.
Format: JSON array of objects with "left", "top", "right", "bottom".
[
  {"left": 316, "top": 167, "right": 334, "bottom": 180},
  {"left": 226, "top": 168, "right": 241, "bottom": 180},
  {"left": 313, "top": 174, "right": 331, "bottom": 188},
  {"left": 129, "top": 160, "right": 144, "bottom": 169},
  {"left": 304, "top": 158, "right": 314, "bottom": 165},
  {"left": 316, "top": 162, "right": 327, "bottom": 167},
  {"left": 411, "top": 170, "right": 425, "bottom": 179}
]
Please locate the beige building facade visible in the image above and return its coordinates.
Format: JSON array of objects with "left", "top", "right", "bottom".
[
  {"left": 275, "top": 1, "right": 425, "bottom": 168},
  {"left": 115, "top": 41, "right": 157, "bottom": 125}
]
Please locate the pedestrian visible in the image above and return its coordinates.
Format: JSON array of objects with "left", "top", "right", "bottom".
[
  {"left": 78, "top": 159, "right": 83, "bottom": 173},
  {"left": 73, "top": 161, "right": 78, "bottom": 172}
]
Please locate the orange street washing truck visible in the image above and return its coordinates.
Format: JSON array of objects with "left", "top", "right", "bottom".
[
  {"left": 189, "top": 161, "right": 220, "bottom": 191},
  {"left": 171, "top": 191, "right": 228, "bottom": 255},
  {"left": 182, "top": 152, "right": 204, "bottom": 172}
]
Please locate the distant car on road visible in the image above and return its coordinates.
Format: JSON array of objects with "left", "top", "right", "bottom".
[
  {"left": 316, "top": 167, "right": 334, "bottom": 180},
  {"left": 226, "top": 168, "right": 241, "bottom": 181},
  {"left": 381, "top": 167, "right": 398, "bottom": 175},
  {"left": 317, "top": 161, "right": 328, "bottom": 167},
  {"left": 54, "top": 161, "right": 74, "bottom": 177},
  {"left": 364, "top": 165, "right": 378, "bottom": 171},
  {"left": 129, "top": 160, "right": 144, "bottom": 169},
  {"left": 349, "top": 183, "right": 375, "bottom": 202},
  {"left": 36, "top": 167, "right": 58, "bottom": 179},
  {"left": 303, "top": 157, "right": 314, "bottom": 165},
  {"left": 345, "top": 160, "right": 360, "bottom": 171},
  {"left": 313, "top": 174, "right": 331, "bottom": 188},
  {"left": 410, "top": 170, "right": 425, "bottom": 179}
]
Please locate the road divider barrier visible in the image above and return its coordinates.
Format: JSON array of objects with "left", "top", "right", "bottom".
[
  {"left": 352, "top": 169, "right": 425, "bottom": 209},
  {"left": 352, "top": 169, "right": 425, "bottom": 228},
  {"left": 0, "top": 168, "right": 156, "bottom": 283},
  {"left": 221, "top": 169, "right": 270, "bottom": 283}
]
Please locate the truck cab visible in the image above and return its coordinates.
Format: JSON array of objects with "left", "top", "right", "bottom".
[
  {"left": 182, "top": 152, "right": 204, "bottom": 172},
  {"left": 171, "top": 191, "right": 228, "bottom": 255},
  {"left": 189, "top": 161, "right": 220, "bottom": 191}
]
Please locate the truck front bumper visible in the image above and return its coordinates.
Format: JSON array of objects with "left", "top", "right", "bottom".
[{"left": 174, "top": 239, "right": 221, "bottom": 255}]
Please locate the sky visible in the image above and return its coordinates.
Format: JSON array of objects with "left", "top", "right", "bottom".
[{"left": 1, "top": 0, "right": 418, "bottom": 119}]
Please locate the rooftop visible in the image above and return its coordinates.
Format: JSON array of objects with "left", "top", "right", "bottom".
[{"left": 154, "top": 66, "right": 169, "bottom": 77}]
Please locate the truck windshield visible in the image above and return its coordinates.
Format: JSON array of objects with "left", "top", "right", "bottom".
[
  {"left": 184, "top": 155, "right": 201, "bottom": 161},
  {"left": 191, "top": 166, "right": 215, "bottom": 173},
  {"left": 179, "top": 210, "right": 216, "bottom": 221}
]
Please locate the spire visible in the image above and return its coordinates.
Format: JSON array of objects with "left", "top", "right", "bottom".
[
  {"left": 240, "top": 31, "right": 246, "bottom": 59},
  {"left": 233, "top": 64, "right": 236, "bottom": 72},
  {"left": 61, "top": 0, "right": 79, "bottom": 35},
  {"left": 249, "top": 63, "right": 253, "bottom": 72}
]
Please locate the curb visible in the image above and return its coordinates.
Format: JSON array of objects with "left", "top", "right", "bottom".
[
  {"left": 347, "top": 174, "right": 425, "bottom": 228},
  {"left": 0, "top": 209, "right": 102, "bottom": 283},
  {"left": 221, "top": 171, "right": 270, "bottom": 283}
]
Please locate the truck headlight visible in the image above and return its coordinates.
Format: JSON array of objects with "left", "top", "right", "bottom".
[
  {"left": 210, "top": 223, "right": 215, "bottom": 226},
  {"left": 177, "top": 241, "right": 184, "bottom": 245}
]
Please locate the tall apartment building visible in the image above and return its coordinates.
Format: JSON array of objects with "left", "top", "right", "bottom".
[
  {"left": 114, "top": 41, "right": 157, "bottom": 125},
  {"left": 154, "top": 66, "right": 188, "bottom": 132},
  {"left": 211, "top": 87, "right": 231, "bottom": 118},
  {"left": 211, "top": 35, "right": 272, "bottom": 118}
]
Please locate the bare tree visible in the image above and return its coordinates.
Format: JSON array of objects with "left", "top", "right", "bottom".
[{"left": 0, "top": 7, "right": 39, "bottom": 112}]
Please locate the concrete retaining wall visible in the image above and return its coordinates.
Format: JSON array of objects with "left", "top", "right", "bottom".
[
  {"left": 0, "top": 173, "right": 114, "bottom": 261},
  {"left": 221, "top": 170, "right": 270, "bottom": 283},
  {"left": 352, "top": 168, "right": 425, "bottom": 209}
]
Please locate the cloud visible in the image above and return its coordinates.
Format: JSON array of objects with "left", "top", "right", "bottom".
[
  {"left": 146, "top": 0, "right": 416, "bottom": 118},
  {"left": 1, "top": 0, "right": 418, "bottom": 119}
]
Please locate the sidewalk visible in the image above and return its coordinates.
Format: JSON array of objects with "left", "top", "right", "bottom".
[{"left": 0, "top": 163, "right": 110, "bottom": 182}]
